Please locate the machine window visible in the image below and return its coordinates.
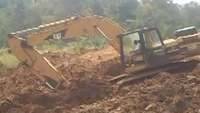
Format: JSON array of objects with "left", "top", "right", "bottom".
[
  {"left": 122, "top": 33, "right": 140, "bottom": 55},
  {"left": 143, "top": 30, "right": 162, "bottom": 49}
]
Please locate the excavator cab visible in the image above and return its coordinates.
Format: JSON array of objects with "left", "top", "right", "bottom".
[{"left": 119, "top": 27, "right": 170, "bottom": 67}]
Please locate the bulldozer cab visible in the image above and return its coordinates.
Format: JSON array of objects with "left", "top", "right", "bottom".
[{"left": 119, "top": 27, "right": 170, "bottom": 67}]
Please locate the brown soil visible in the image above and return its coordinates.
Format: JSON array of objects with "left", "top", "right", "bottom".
[{"left": 0, "top": 46, "right": 199, "bottom": 113}]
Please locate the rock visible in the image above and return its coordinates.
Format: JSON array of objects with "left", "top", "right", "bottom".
[
  {"left": 145, "top": 103, "right": 156, "bottom": 111},
  {"left": 186, "top": 75, "right": 196, "bottom": 80}
]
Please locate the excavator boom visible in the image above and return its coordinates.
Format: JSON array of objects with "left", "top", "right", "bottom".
[{"left": 8, "top": 16, "right": 125, "bottom": 88}]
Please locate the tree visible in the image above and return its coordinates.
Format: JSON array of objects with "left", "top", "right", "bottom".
[
  {"left": 91, "top": 0, "right": 105, "bottom": 16},
  {"left": 182, "top": 2, "right": 200, "bottom": 27},
  {"left": 118, "top": 0, "right": 139, "bottom": 22},
  {"left": 0, "top": 0, "right": 199, "bottom": 47},
  {"left": 136, "top": 0, "right": 184, "bottom": 37}
]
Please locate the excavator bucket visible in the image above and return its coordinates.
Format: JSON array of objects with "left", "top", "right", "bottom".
[{"left": 8, "top": 36, "right": 66, "bottom": 89}]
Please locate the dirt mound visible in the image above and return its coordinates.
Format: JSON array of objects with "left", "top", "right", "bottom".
[
  {"left": 0, "top": 65, "right": 112, "bottom": 113},
  {"left": 0, "top": 78, "right": 111, "bottom": 113},
  {"left": 0, "top": 47, "right": 199, "bottom": 113},
  {"left": 70, "top": 66, "right": 200, "bottom": 113},
  {"left": 0, "top": 47, "right": 116, "bottom": 113}
]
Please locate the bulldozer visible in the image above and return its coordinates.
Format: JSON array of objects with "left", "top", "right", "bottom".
[
  {"left": 7, "top": 16, "right": 200, "bottom": 89},
  {"left": 111, "top": 27, "right": 200, "bottom": 86}
]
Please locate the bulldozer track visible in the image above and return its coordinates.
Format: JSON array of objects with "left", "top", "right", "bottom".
[{"left": 110, "top": 60, "right": 199, "bottom": 87}]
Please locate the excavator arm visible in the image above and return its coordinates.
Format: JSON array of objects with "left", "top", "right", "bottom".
[{"left": 8, "top": 16, "right": 125, "bottom": 88}]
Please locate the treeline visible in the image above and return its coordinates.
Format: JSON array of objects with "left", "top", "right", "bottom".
[{"left": 0, "top": 0, "right": 200, "bottom": 47}]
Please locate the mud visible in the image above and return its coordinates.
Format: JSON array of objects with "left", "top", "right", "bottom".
[{"left": 0, "top": 47, "right": 199, "bottom": 113}]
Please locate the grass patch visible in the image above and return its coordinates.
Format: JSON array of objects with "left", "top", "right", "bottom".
[
  {"left": 0, "top": 48, "right": 19, "bottom": 69},
  {"left": 0, "top": 36, "right": 107, "bottom": 71},
  {"left": 37, "top": 36, "right": 108, "bottom": 54}
]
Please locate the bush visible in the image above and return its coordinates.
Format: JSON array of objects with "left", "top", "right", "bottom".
[{"left": 0, "top": 48, "right": 19, "bottom": 69}]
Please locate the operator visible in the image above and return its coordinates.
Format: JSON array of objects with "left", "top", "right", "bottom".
[{"left": 134, "top": 40, "right": 141, "bottom": 51}]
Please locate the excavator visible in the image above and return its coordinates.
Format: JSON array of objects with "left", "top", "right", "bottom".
[{"left": 7, "top": 16, "right": 200, "bottom": 89}]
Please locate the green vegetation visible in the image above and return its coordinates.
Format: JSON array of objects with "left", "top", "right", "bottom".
[
  {"left": 0, "top": 49, "right": 19, "bottom": 69},
  {"left": 37, "top": 37, "right": 108, "bottom": 54},
  {"left": 0, "top": 37, "right": 107, "bottom": 70},
  {"left": 0, "top": 0, "right": 200, "bottom": 48}
]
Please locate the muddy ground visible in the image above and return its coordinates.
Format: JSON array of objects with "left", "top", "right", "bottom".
[{"left": 0, "top": 47, "right": 199, "bottom": 113}]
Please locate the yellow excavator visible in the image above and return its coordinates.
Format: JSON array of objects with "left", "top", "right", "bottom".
[
  {"left": 8, "top": 16, "right": 125, "bottom": 89},
  {"left": 7, "top": 16, "right": 200, "bottom": 89}
]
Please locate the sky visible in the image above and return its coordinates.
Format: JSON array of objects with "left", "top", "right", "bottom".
[{"left": 173, "top": 0, "right": 200, "bottom": 4}]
